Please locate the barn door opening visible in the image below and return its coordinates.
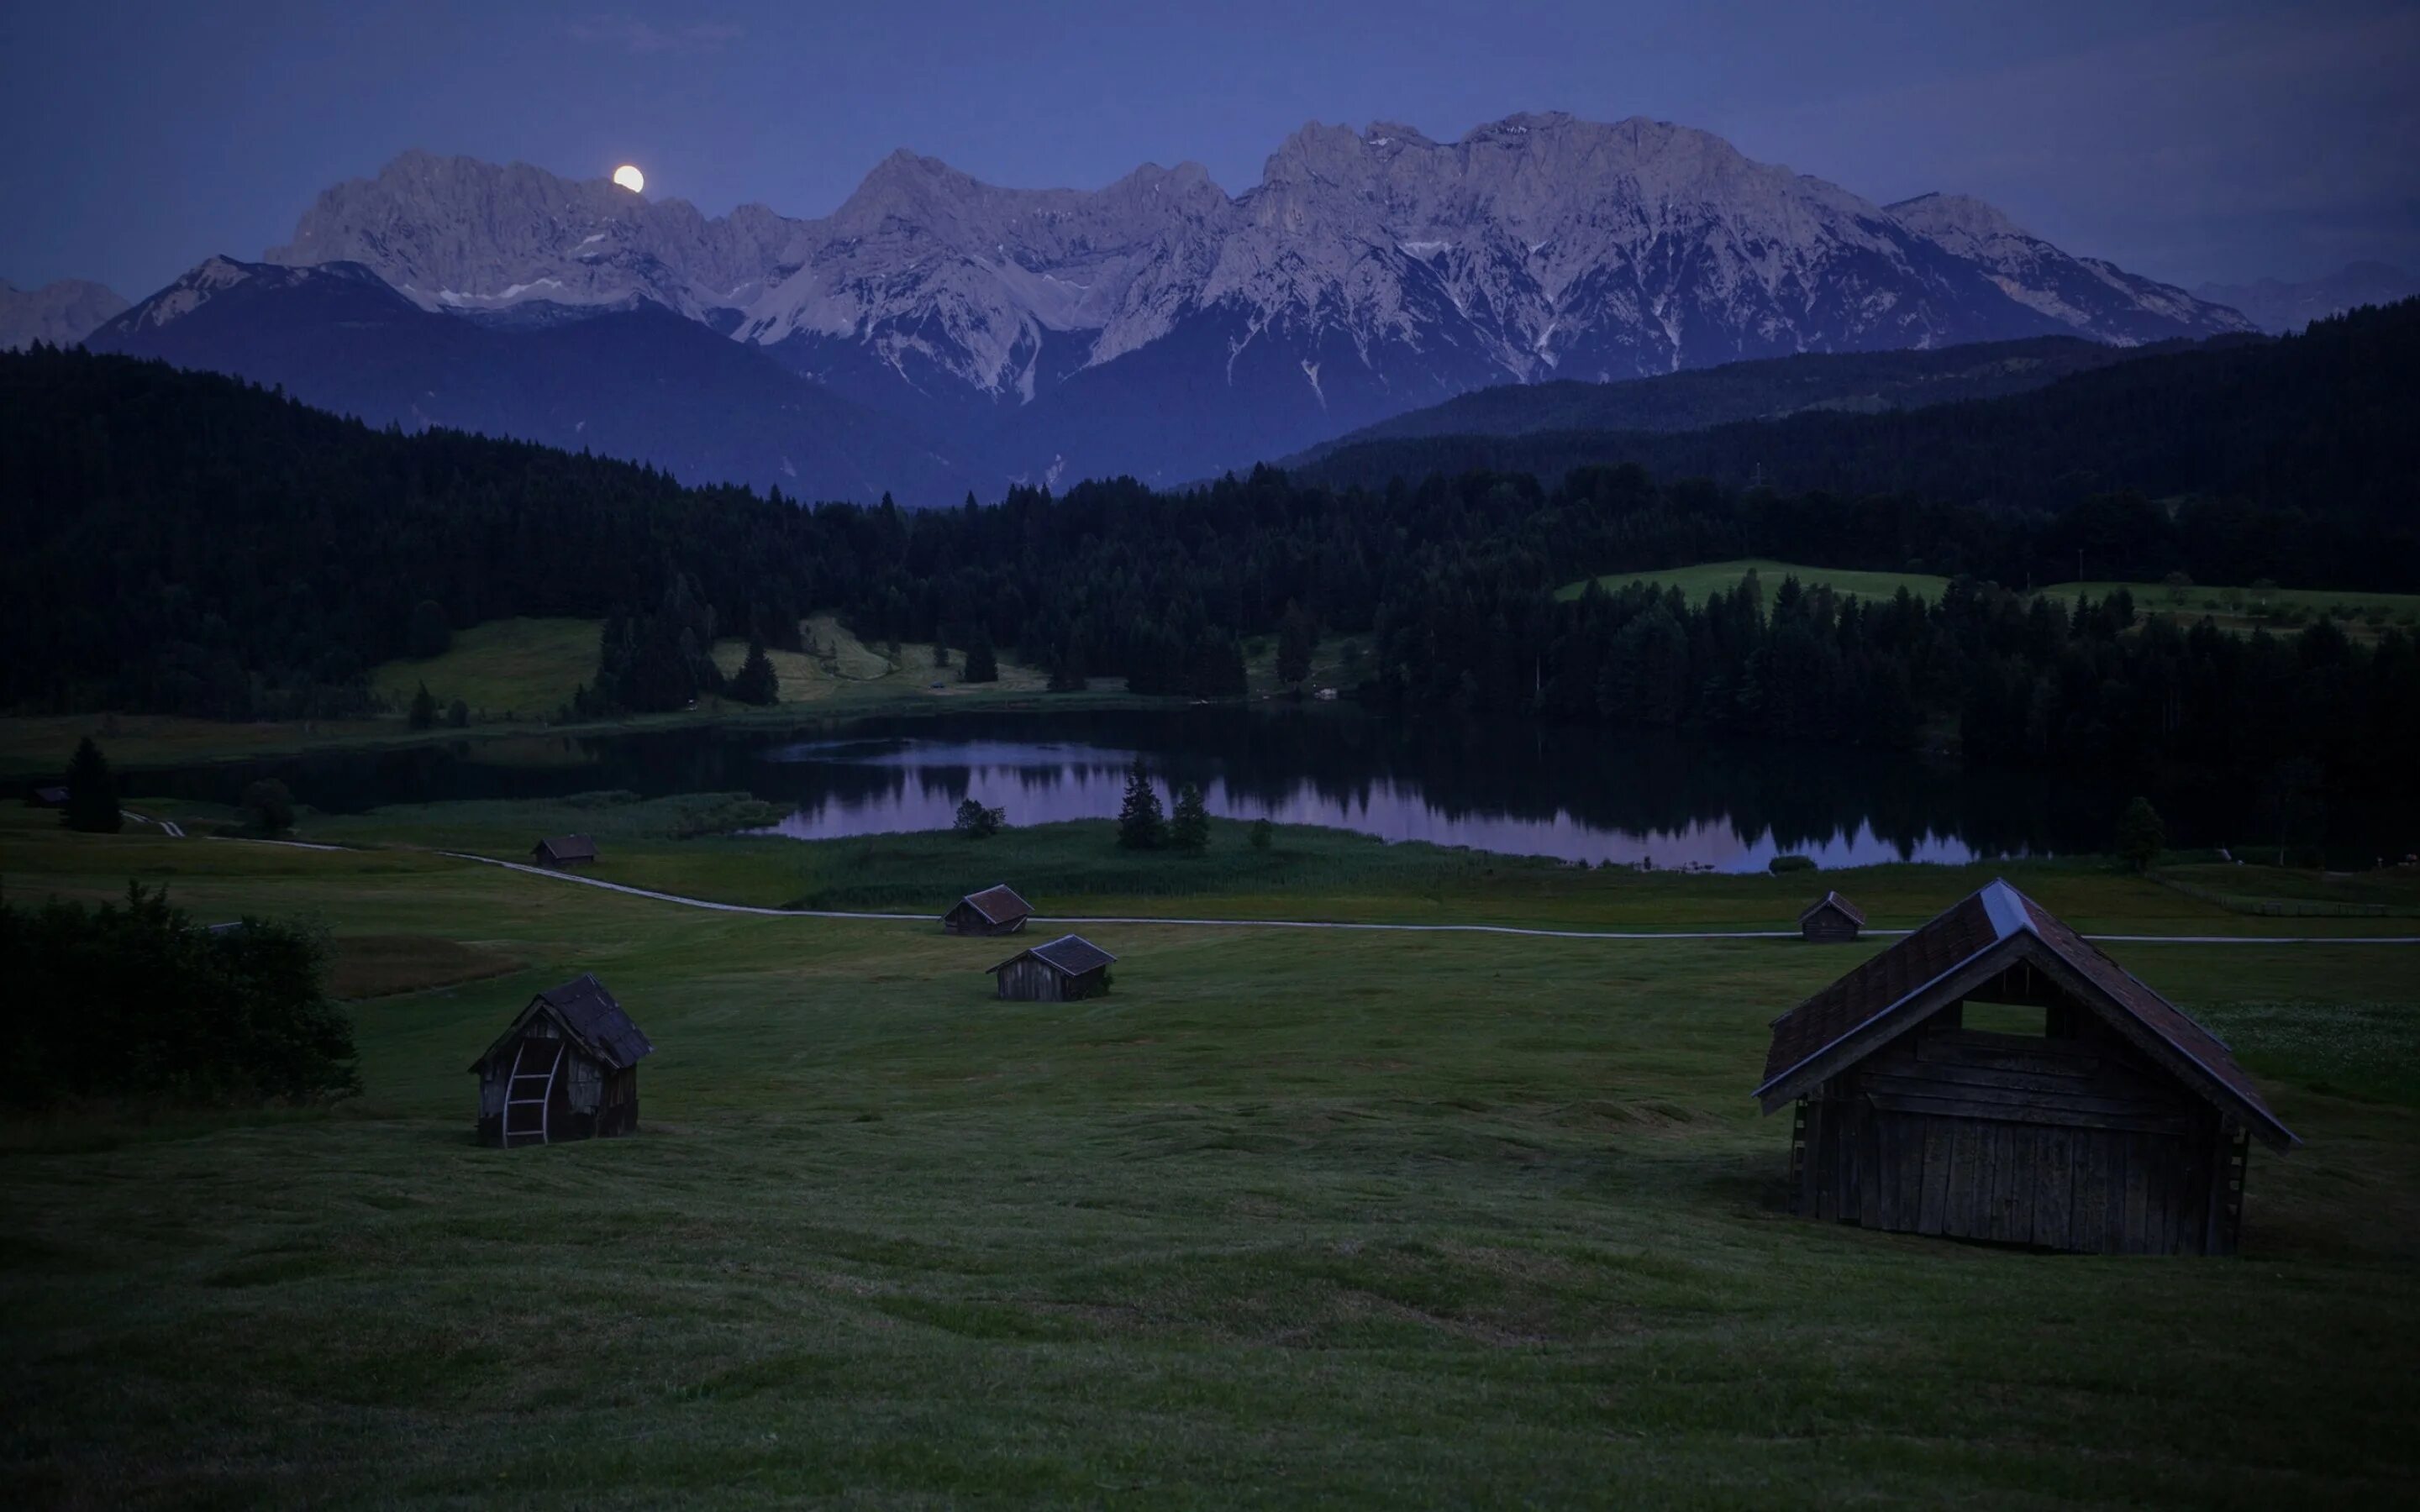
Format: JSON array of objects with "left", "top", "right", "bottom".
[{"left": 502, "top": 1037, "right": 566, "bottom": 1147}]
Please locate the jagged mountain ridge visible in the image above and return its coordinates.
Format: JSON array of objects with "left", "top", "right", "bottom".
[
  {"left": 2193, "top": 261, "right": 2420, "bottom": 334},
  {"left": 144, "top": 112, "right": 2256, "bottom": 493},
  {"left": 1, "top": 276, "right": 129, "bottom": 350}
]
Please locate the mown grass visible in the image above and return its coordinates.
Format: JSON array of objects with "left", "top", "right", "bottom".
[
  {"left": 1558, "top": 559, "right": 1953, "bottom": 606},
  {"left": 369, "top": 617, "right": 604, "bottom": 719},
  {"left": 3, "top": 810, "right": 2415, "bottom": 1507}
]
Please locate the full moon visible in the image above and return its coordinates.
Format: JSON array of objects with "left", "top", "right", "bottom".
[{"left": 613, "top": 164, "right": 644, "bottom": 194}]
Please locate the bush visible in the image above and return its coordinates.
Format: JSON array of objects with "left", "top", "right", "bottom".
[
  {"left": 953, "top": 797, "right": 1007, "bottom": 839},
  {"left": 2117, "top": 796, "right": 2166, "bottom": 872},
  {"left": 1768, "top": 854, "right": 1817, "bottom": 874},
  {"left": 1249, "top": 817, "right": 1275, "bottom": 852},
  {"left": 2, "top": 884, "right": 357, "bottom": 1107},
  {"left": 239, "top": 778, "right": 296, "bottom": 834}
]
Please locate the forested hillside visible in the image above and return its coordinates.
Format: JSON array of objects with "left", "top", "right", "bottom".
[
  {"left": 1298, "top": 301, "right": 2420, "bottom": 513},
  {"left": 4, "top": 314, "right": 2416, "bottom": 795},
  {"left": 1282, "top": 334, "right": 2186, "bottom": 466}
]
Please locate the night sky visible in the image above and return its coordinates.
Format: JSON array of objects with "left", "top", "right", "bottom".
[{"left": 5, "top": 0, "right": 2414, "bottom": 299}]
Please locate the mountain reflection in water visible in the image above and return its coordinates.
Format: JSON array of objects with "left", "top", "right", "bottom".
[{"left": 751, "top": 732, "right": 1990, "bottom": 871}]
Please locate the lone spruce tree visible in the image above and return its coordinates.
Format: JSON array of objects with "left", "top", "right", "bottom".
[
  {"left": 63, "top": 737, "right": 122, "bottom": 833},
  {"left": 1169, "top": 781, "right": 1210, "bottom": 853},
  {"left": 408, "top": 681, "right": 438, "bottom": 730},
  {"left": 1115, "top": 758, "right": 1164, "bottom": 850}
]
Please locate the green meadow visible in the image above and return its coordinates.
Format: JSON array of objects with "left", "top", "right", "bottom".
[{"left": 3, "top": 804, "right": 2417, "bottom": 1507}]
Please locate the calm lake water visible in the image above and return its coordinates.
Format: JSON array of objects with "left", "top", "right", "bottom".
[{"left": 106, "top": 706, "right": 2393, "bottom": 874}]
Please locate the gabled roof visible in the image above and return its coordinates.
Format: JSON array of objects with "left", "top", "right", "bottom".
[
  {"left": 535, "top": 833, "right": 597, "bottom": 860},
  {"left": 1755, "top": 879, "right": 2296, "bottom": 1148},
  {"left": 469, "top": 974, "right": 654, "bottom": 1072},
  {"left": 1798, "top": 890, "right": 1866, "bottom": 927},
  {"left": 990, "top": 933, "right": 1116, "bottom": 978},
  {"left": 955, "top": 884, "right": 1032, "bottom": 924}
]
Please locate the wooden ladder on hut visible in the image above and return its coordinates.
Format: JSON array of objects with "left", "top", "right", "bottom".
[{"left": 502, "top": 1038, "right": 566, "bottom": 1147}]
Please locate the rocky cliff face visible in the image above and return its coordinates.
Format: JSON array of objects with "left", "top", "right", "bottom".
[
  {"left": 0, "top": 277, "right": 129, "bottom": 349},
  {"left": 152, "top": 113, "right": 2262, "bottom": 490}
]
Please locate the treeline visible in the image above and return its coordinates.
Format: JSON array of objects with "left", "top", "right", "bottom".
[
  {"left": 1370, "top": 568, "right": 2420, "bottom": 795},
  {"left": 3, "top": 885, "right": 358, "bottom": 1107},
  {"left": 3, "top": 302, "right": 2418, "bottom": 791},
  {"left": 1299, "top": 300, "right": 2420, "bottom": 520}
]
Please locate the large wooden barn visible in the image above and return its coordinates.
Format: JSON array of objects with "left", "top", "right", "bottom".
[
  {"left": 1754, "top": 879, "right": 2296, "bottom": 1255},
  {"left": 469, "top": 974, "right": 655, "bottom": 1147},
  {"left": 944, "top": 884, "right": 1033, "bottom": 936},
  {"left": 1798, "top": 890, "right": 1866, "bottom": 943},
  {"left": 990, "top": 934, "right": 1115, "bottom": 1001}
]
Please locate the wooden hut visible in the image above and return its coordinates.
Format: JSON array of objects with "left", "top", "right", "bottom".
[
  {"left": 944, "top": 884, "right": 1034, "bottom": 936},
  {"left": 27, "top": 785, "right": 68, "bottom": 808},
  {"left": 531, "top": 833, "right": 597, "bottom": 869},
  {"left": 1799, "top": 890, "right": 1866, "bottom": 943},
  {"left": 989, "top": 934, "right": 1115, "bottom": 1001},
  {"left": 468, "top": 974, "right": 654, "bottom": 1147},
  {"left": 1754, "top": 879, "right": 2296, "bottom": 1255}
]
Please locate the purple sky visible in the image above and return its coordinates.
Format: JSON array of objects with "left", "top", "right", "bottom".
[{"left": 5, "top": 0, "right": 2414, "bottom": 299}]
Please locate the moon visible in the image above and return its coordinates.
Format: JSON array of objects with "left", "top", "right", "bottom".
[{"left": 613, "top": 164, "right": 644, "bottom": 194}]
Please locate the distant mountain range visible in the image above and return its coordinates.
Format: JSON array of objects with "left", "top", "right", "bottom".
[
  {"left": 2191, "top": 261, "right": 2420, "bottom": 334},
  {"left": 0, "top": 277, "right": 127, "bottom": 350},
  {"left": 71, "top": 113, "right": 2265, "bottom": 500}
]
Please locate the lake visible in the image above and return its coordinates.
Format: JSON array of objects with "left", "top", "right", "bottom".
[{"left": 103, "top": 706, "right": 2391, "bottom": 873}]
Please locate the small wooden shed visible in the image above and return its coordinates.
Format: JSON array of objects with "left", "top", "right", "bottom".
[
  {"left": 27, "top": 785, "right": 68, "bottom": 809},
  {"left": 1799, "top": 890, "right": 1866, "bottom": 943},
  {"left": 1755, "top": 879, "right": 2296, "bottom": 1255},
  {"left": 469, "top": 974, "right": 654, "bottom": 1147},
  {"left": 990, "top": 934, "right": 1115, "bottom": 1001},
  {"left": 531, "top": 833, "right": 597, "bottom": 869},
  {"left": 944, "top": 884, "right": 1033, "bottom": 936}
]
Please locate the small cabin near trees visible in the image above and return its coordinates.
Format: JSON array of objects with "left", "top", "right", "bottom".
[
  {"left": 944, "top": 884, "right": 1033, "bottom": 936},
  {"left": 1756, "top": 879, "right": 2296, "bottom": 1255},
  {"left": 990, "top": 934, "right": 1115, "bottom": 1001},
  {"left": 1799, "top": 890, "right": 1866, "bottom": 943},
  {"left": 27, "top": 785, "right": 68, "bottom": 808},
  {"left": 470, "top": 974, "right": 655, "bottom": 1147},
  {"left": 531, "top": 834, "right": 597, "bottom": 869}
]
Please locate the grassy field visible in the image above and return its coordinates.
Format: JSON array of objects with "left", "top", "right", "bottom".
[
  {"left": 1557, "top": 559, "right": 1954, "bottom": 606},
  {"left": 4, "top": 804, "right": 2417, "bottom": 1506},
  {"left": 1557, "top": 559, "right": 2420, "bottom": 638},
  {"left": 371, "top": 617, "right": 604, "bottom": 719}
]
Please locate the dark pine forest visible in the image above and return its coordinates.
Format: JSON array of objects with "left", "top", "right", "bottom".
[{"left": 3, "top": 301, "right": 2417, "bottom": 801}]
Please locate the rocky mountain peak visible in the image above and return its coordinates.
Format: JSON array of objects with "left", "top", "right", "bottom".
[{"left": 0, "top": 276, "right": 129, "bottom": 349}]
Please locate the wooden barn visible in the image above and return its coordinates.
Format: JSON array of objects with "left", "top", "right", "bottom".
[
  {"left": 531, "top": 833, "right": 597, "bottom": 869},
  {"left": 990, "top": 934, "right": 1115, "bottom": 1001},
  {"left": 469, "top": 974, "right": 655, "bottom": 1147},
  {"left": 1754, "top": 879, "right": 2296, "bottom": 1255},
  {"left": 944, "top": 884, "right": 1033, "bottom": 936},
  {"left": 1799, "top": 890, "right": 1866, "bottom": 943}
]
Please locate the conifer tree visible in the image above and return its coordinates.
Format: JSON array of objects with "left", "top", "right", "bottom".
[
  {"left": 408, "top": 681, "right": 437, "bottom": 730},
  {"left": 730, "top": 637, "right": 779, "bottom": 705},
  {"left": 1170, "top": 781, "right": 1210, "bottom": 853},
  {"left": 63, "top": 737, "right": 122, "bottom": 833},
  {"left": 1115, "top": 758, "right": 1164, "bottom": 850},
  {"left": 961, "top": 629, "right": 1000, "bottom": 684}
]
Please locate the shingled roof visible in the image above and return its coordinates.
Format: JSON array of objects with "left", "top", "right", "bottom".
[
  {"left": 470, "top": 974, "right": 655, "bottom": 1072},
  {"left": 958, "top": 885, "right": 1033, "bottom": 925},
  {"left": 1754, "top": 879, "right": 2296, "bottom": 1148},
  {"left": 991, "top": 933, "right": 1116, "bottom": 978},
  {"left": 1798, "top": 890, "right": 1866, "bottom": 927}
]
